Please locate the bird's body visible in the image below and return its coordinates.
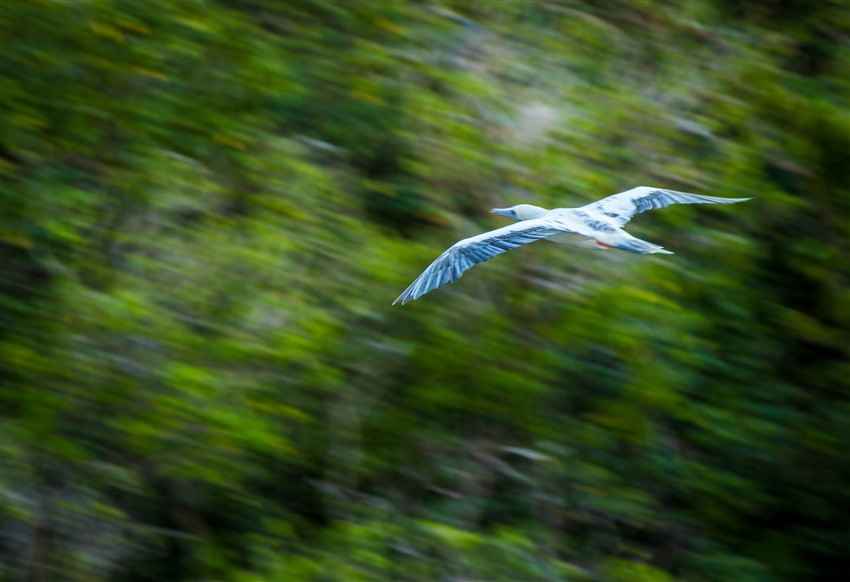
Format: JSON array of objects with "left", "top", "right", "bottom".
[{"left": 393, "top": 186, "right": 750, "bottom": 305}]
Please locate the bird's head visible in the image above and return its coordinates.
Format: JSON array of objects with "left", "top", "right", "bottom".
[{"left": 490, "top": 204, "right": 548, "bottom": 221}]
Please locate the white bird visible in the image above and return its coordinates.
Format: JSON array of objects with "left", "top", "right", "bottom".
[{"left": 392, "top": 186, "right": 750, "bottom": 305}]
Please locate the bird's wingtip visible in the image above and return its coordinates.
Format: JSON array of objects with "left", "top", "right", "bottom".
[{"left": 393, "top": 293, "right": 413, "bottom": 306}]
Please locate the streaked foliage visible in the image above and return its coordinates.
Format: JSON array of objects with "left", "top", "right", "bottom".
[{"left": 1, "top": 0, "right": 849, "bottom": 579}]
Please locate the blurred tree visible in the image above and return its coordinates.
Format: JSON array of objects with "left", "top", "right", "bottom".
[{"left": 0, "top": 0, "right": 849, "bottom": 580}]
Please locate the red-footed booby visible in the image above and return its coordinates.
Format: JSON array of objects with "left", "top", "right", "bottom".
[{"left": 393, "top": 186, "right": 749, "bottom": 305}]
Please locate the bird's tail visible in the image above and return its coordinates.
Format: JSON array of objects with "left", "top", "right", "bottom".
[{"left": 612, "top": 233, "right": 674, "bottom": 255}]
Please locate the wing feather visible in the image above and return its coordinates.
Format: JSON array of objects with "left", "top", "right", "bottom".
[
  {"left": 393, "top": 218, "right": 567, "bottom": 305},
  {"left": 586, "top": 186, "right": 750, "bottom": 226}
]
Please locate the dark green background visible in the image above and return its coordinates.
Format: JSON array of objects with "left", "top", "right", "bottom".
[{"left": 2, "top": 1, "right": 849, "bottom": 579}]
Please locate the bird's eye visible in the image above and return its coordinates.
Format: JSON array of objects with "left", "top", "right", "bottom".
[{"left": 511, "top": 210, "right": 517, "bottom": 217}]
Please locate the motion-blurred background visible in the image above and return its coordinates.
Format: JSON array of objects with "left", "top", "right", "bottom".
[{"left": 2, "top": 1, "right": 850, "bottom": 580}]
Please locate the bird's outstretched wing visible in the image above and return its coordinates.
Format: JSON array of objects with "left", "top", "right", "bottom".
[
  {"left": 585, "top": 186, "right": 750, "bottom": 226},
  {"left": 393, "top": 218, "right": 569, "bottom": 305}
]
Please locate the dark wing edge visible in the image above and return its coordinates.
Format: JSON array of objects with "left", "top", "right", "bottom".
[{"left": 392, "top": 223, "right": 560, "bottom": 306}]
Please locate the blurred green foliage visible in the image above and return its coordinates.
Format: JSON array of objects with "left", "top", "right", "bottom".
[{"left": 1, "top": 0, "right": 850, "bottom": 580}]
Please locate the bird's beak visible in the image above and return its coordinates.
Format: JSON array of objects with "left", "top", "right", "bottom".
[{"left": 490, "top": 208, "right": 512, "bottom": 218}]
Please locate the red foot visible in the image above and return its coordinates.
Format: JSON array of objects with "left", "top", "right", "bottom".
[{"left": 595, "top": 241, "right": 612, "bottom": 249}]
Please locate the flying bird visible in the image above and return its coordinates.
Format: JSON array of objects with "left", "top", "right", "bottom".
[{"left": 392, "top": 186, "right": 749, "bottom": 305}]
